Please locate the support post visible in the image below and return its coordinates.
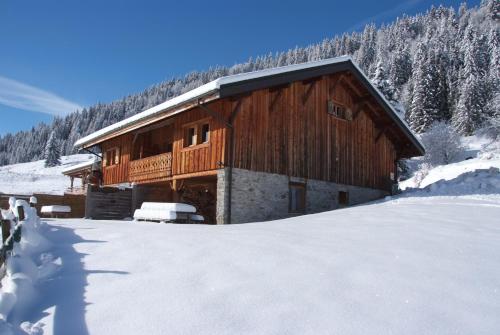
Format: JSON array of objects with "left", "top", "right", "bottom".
[
  {"left": 1, "top": 219, "right": 10, "bottom": 244},
  {"left": 16, "top": 205, "right": 25, "bottom": 221}
]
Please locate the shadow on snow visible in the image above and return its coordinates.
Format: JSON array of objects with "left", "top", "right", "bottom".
[{"left": 30, "top": 223, "right": 128, "bottom": 335}]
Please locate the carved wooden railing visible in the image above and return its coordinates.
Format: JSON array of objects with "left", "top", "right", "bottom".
[{"left": 129, "top": 152, "right": 173, "bottom": 183}]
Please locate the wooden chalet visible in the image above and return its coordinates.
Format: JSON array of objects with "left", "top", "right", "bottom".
[{"left": 74, "top": 56, "right": 424, "bottom": 224}]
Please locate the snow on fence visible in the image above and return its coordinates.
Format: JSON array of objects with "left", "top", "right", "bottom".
[
  {"left": 0, "top": 204, "right": 25, "bottom": 270},
  {"left": 0, "top": 197, "right": 59, "bottom": 333},
  {"left": 0, "top": 193, "right": 86, "bottom": 218}
]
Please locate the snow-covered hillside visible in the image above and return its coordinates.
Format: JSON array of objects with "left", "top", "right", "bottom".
[
  {"left": 0, "top": 155, "right": 93, "bottom": 196},
  {"left": 400, "top": 135, "right": 500, "bottom": 199}
]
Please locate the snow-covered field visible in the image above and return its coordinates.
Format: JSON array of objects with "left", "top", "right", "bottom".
[
  {"left": 22, "top": 196, "right": 498, "bottom": 335},
  {"left": 1, "top": 136, "right": 499, "bottom": 334},
  {"left": 0, "top": 155, "right": 93, "bottom": 195}
]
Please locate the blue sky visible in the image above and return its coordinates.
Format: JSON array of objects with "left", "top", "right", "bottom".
[{"left": 0, "top": 0, "right": 479, "bottom": 135}]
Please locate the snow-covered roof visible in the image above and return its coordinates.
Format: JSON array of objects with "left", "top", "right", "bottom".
[
  {"left": 74, "top": 56, "right": 424, "bottom": 155},
  {"left": 61, "top": 160, "right": 94, "bottom": 175}
]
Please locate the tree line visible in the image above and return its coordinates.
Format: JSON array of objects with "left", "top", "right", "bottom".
[{"left": 1, "top": 0, "right": 498, "bottom": 166}]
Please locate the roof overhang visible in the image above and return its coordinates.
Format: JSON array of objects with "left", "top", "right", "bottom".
[
  {"left": 62, "top": 161, "right": 94, "bottom": 176},
  {"left": 74, "top": 56, "right": 424, "bottom": 157}
]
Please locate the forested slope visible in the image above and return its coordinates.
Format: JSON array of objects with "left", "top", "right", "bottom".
[{"left": 0, "top": 0, "right": 498, "bottom": 165}]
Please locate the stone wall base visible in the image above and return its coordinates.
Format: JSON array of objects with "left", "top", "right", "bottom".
[{"left": 216, "top": 168, "right": 388, "bottom": 224}]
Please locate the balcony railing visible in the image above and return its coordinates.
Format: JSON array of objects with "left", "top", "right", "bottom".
[
  {"left": 65, "top": 185, "right": 88, "bottom": 195},
  {"left": 129, "top": 152, "right": 173, "bottom": 183}
]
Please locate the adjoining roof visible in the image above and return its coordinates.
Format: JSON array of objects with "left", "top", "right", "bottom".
[
  {"left": 62, "top": 160, "right": 94, "bottom": 175},
  {"left": 74, "top": 56, "right": 424, "bottom": 156}
]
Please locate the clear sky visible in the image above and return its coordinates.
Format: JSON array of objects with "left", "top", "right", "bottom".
[{"left": 0, "top": 0, "right": 480, "bottom": 135}]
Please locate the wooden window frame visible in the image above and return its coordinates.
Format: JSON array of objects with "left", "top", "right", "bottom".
[
  {"left": 201, "top": 123, "right": 210, "bottom": 144},
  {"left": 104, "top": 146, "right": 120, "bottom": 167},
  {"left": 182, "top": 118, "right": 211, "bottom": 150},
  {"left": 289, "top": 182, "right": 306, "bottom": 214},
  {"left": 327, "top": 99, "right": 352, "bottom": 121}
]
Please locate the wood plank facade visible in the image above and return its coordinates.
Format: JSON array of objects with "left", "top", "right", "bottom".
[{"left": 99, "top": 71, "right": 402, "bottom": 192}]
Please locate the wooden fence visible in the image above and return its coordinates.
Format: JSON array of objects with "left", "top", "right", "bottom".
[
  {"left": 0, "top": 193, "right": 86, "bottom": 218},
  {"left": 0, "top": 205, "right": 25, "bottom": 269}
]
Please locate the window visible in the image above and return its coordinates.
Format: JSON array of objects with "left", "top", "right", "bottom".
[
  {"left": 105, "top": 147, "right": 120, "bottom": 166},
  {"left": 183, "top": 119, "right": 210, "bottom": 148},
  {"left": 289, "top": 183, "right": 306, "bottom": 213},
  {"left": 201, "top": 123, "right": 210, "bottom": 143},
  {"left": 327, "top": 100, "right": 351, "bottom": 120},
  {"left": 338, "top": 191, "right": 349, "bottom": 207},
  {"left": 185, "top": 127, "right": 196, "bottom": 147}
]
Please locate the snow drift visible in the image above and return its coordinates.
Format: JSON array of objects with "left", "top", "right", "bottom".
[{"left": 0, "top": 198, "right": 60, "bottom": 334}]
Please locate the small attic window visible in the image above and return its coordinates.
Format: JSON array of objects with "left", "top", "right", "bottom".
[{"left": 327, "top": 100, "right": 351, "bottom": 120}]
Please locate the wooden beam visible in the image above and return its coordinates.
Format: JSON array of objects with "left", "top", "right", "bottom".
[
  {"left": 171, "top": 169, "right": 219, "bottom": 180},
  {"left": 198, "top": 102, "right": 231, "bottom": 128},
  {"left": 343, "top": 74, "right": 364, "bottom": 97},
  {"left": 352, "top": 97, "right": 371, "bottom": 120},
  {"left": 329, "top": 74, "right": 345, "bottom": 95},
  {"left": 341, "top": 78, "right": 365, "bottom": 101},
  {"left": 229, "top": 99, "right": 243, "bottom": 124},
  {"left": 228, "top": 92, "right": 251, "bottom": 101},
  {"left": 375, "top": 126, "right": 388, "bottom": 143},
  {"left": 302, "top": 80, "right": 317, "bottom": 105},
  {"left": 302, "top": 76, "right": 321, "bottom": 85},
  {"left": 269, "top": 83, "right": 290, "bottom": 93},
  {"left": 269, "top": 88, "right": 283, "bottom": 111},
  {"left": 171, "top": 179, "right": 184, "bottom": 192}
]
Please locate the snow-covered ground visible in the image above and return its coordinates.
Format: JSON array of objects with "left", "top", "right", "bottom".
[
  {"left": 23, "top": 196, "right": 498, "bottom": 335},
  {"left": 0, "top": 155, "right": 93, "bottom": 195},
  {"left": 401, "top": 135, "right": 500, "bottom": 191},
  {"left": 1, "top": 136, "right": 499, "bottom": 334}
]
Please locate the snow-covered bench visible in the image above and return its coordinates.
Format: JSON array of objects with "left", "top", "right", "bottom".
[
  {"left": 133, "top": 202, "right": 204, "bottom": 223},
  {"left": 40, "top": 205, "right": 72, "bottom": 218}
]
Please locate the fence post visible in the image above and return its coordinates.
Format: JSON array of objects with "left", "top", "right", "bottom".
[
  {"left": 17, "top": 205, "right": 25, "bottom": 221},
  {"left": 1, "top": 219, "right": 10, "bottom": 244},
  {"left": 13, "top": 225, "right": 21, "bottom": 243}
]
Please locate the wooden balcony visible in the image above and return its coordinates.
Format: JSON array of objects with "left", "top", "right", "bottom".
[{"left": 129, "top": 152, "right": 173, "bottom": 184}]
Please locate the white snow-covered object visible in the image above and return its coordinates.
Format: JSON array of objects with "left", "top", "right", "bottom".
[
  {"left": 133, "top": 209, "right": 178, "bottom": 221},
  {"left": 40, "top": 206, "right": 71, "bottom": 214},
  {"left": 133, "top": 202, "right": 202, "bottom": 222},
  {"left": 140, "top": 202, "right": 196, "bottom": 213}
]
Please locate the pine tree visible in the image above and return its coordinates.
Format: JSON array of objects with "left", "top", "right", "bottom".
[
  {"left": 372, "top": 58, "right": 397, "bottom": 105},
  {"left": 452, "top": 32, "right": 489, "bottom": 134},
  {"left": 44, "top": 131, "right": 61, "bottom": 167},
  {"left": 407, "top": 43, "right": 440, "bottom": 132},
  {"left": 389, "top": 43, "right": 412, "bottom": 88}
]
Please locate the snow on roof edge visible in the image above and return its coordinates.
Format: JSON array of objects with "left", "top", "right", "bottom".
[
  {"left": 74, "top": 81, "right": 220, "bottom": 148},
  {"left": 61, "top": 160, "right": 95, "bottom": 174},
  {"left": 74, "top": 56, "right": 352, "bottom": 148}
]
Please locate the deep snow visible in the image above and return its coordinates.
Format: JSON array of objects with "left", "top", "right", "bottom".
[
  {"left": 2, "top": 136, "right": 499, "bottom": 334},
  {"left": 25, "top": 195, "right": 500, "bottom": 335},
  {"left": 0, "top": 155, "right": 93, "bottom": 195}
]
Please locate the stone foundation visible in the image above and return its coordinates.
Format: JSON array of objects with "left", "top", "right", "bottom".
[{"left": 216, "top": 168, "right": 388, "bottom": 224}]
